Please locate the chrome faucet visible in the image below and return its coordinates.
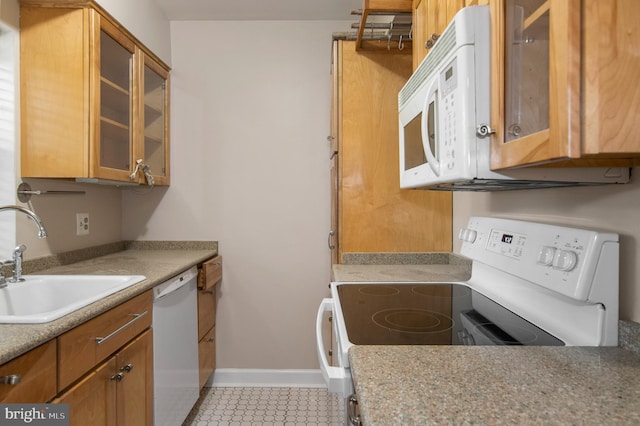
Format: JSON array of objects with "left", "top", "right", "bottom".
[
  {"left": 0, "top": 205, "right": 48, "bottom": 238},
  {"left": 0, "top": 205, "right": 48, "bottom": 285}
]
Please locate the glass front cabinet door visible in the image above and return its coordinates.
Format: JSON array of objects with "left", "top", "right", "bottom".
[
  {"left": 95, "top": 16, "right": 170, "bottom": 185},
  {"left": 489, "top": 0, "right": 640, "bottom": 169},
  {"left": 138, "top": 55, "right": 170, "bottom": 186},
  {"left": 95, "top": 20, "right": 136, "bottom": 181}
]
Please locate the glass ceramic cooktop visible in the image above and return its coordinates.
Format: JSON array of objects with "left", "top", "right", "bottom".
[{"left": 336, "top": 283, "right": 564, "bottom": 346}]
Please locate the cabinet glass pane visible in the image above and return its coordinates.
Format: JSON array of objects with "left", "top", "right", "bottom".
[
  {"left": 144, "top": 64, "right": 166, "bottom": 176},
  {"left": 100, "top": 30, "right": 132, "bottom": 171},
  {"left": 504, "top": 0, "right": 549, "bottom": 142}
]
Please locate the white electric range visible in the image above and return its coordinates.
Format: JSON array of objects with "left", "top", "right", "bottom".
[{"left": 316, "top": 216, "right": 619, "bottom": 424}]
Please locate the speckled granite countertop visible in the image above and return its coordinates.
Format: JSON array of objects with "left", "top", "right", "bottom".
[
  {"left": 332, "top": 253, "right": 472, "bottom": 282},
  {"left": 0, "top": 242, "right": 217, "bottom": 365},
  {"left": 349, "top": 345, "right": 640, "bottom": 425}
]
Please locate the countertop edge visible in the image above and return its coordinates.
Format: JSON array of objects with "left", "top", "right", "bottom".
[{"left": 0, "top": 245, "right": 218, "bottom": 364}]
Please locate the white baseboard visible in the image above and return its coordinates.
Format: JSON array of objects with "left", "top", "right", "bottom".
[{"left": 205, "top": 368, "right": 327, "bottom": 388}]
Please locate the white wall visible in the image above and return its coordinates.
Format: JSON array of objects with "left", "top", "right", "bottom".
[
  {"left": 96, "top": 0, "right": 171, "bottom": 65},
  {"left": 453, "top": 171, "right": 640, "bottom": 322},
  {"left": 0, "top": 0, "right": 18, "bottom": 255},
  {"left": 122, "top": 20, "right": 349, "bottom": 369}
]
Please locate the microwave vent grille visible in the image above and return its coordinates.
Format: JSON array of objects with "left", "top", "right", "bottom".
[{"left": 399, "top": 21, "right": 457, "bottom": 108}]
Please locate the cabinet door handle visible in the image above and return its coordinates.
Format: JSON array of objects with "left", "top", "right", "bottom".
[
  {"left": 328, "top": 231, "right": 336, "bottom": 250},
  {"left": 111, "top": 372, "right": 125, "bottom": 382},
  {"left": 120, "top": 364, "right": 134, "bottom": 373},
  {"left": 425, "top": 33, "right": 440, "bottom": 48},
  {"left": 95, "top": 311, "right": 148, "bottom": 345},
  {"left": 1, "top": 374, "right": 21, "bottom": 385}
]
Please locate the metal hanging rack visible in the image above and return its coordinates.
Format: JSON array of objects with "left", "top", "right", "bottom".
[{"left": 350, "top": 0, "right": 413, "bottom": 52}]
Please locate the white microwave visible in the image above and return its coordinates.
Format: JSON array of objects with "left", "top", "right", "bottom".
[{"left": 398, "top": 5, "right": 629, "bottom": 191}]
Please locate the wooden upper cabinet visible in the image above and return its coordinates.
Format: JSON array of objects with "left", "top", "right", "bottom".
[
  {"left": 20, "top": 1, "right": 170, "bottom": 185},
  {"left": 489, "top": 0, "right": 640, "bottom": 169},
  {"left": 412, "top": 0, "right": 464, "bottom": 69},
  {"left": 139, "top": 55, "right": 170, "bottom": 185},
  {"left": 94, "top": 18, "right": 137, "bottom": 182}
]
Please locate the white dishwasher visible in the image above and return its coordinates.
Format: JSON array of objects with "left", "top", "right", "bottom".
[{"left": 152, "top": 266, "right": 199, "bottom": 426}]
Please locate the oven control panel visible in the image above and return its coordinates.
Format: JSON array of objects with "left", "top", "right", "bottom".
[{"left": 459, "top": 216, "right": 619, "bottom": 302}]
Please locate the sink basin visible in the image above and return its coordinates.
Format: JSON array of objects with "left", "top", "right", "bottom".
[{"left": 0, "top": 275, "right": 146, "bottom": 323}]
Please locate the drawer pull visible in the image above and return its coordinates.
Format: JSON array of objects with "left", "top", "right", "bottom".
[
  {"left": 95, "top": 311, "right": 148, "bottom": 345},
  {"left": 207, "top": 337, "right": 215, "bottom": 343},
  {"left": 1, "top": 374, "right": 21, "bottom": 385}
]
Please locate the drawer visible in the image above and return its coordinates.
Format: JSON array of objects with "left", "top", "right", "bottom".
[
  {"left": 197, "top": 283, "right": 216, "bottom": 340},
  {"left": 198, "top": 326, "right": 215, "bottom": 389},
  {"left": 0, "top": 340, "right": 57, "bottom": 403},
  {"left": 58, "top": 290, "right": 152, "bottom": 391},
  {"left": 198, "top": 256, "right": 222, "bottom": 290}
]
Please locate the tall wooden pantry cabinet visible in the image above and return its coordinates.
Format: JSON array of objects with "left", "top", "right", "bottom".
[{"left": 329, "top": 40, "right": 452, "bottom": 264}]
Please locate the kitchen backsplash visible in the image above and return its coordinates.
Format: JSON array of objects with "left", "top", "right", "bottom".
[{"left": 1, "top": 241, "right": 218, "bottom": 276}]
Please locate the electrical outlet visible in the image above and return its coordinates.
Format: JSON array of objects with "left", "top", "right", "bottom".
[{"left": 76, "top": 213, "right": 89, "bottom": 236}]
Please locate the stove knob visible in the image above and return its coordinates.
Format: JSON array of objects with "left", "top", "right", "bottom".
[
  {"left": 536, "top": 246, "right": 556, "bottom": 266},
  {"left": 552, "top": 249, "right": 578, "bottom": 271},
  {"left": 458, "top": 229, "right": 477, "bottom": 243}
]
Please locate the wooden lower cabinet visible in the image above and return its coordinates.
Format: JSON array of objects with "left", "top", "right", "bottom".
[
  {"left": 198, "top": 327, "right": 216, "bottom": 389},
  {"left": 197, "top": 256, "right": 221, "bottom": 389},
  {"left": 116, "top": 330, "right": 153, "bottom": 426},
  {"left": 54, "top": 329, "right": 153, "bottom": 426},
  {"left": 0, "top": 340, "right": 57, "bottom": 403},
  {"left": 54, "top": 358, "right": 117, "bottom": 426}
]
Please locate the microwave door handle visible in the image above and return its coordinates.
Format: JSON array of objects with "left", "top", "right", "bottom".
[{"left": 421, "top": 78, "right": 441, "bottom": 176}]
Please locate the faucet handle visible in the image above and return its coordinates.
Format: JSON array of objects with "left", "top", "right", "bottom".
[{"left": 0, "top": 260, "right": 13, "bottom": 287}]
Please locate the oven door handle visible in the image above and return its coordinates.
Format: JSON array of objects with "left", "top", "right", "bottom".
[{"left": 316, "top": 298, "right": 349, "bottom": 394}]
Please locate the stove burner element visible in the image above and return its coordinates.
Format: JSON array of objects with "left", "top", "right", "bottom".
[
  {"left": 372, "top": 308, "right": 453, "bottom": 333},
  {"left": 358, "top": 286, "right": 400, "bottom": 296}
]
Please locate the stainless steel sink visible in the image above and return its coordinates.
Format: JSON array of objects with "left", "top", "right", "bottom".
[{"left": 0, "top": 275, "right": 146, "bottom": 323}]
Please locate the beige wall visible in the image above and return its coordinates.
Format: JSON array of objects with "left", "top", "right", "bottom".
[
  {"left": 453, "top": 170, "right": 640, "bottom": 322},
  {"left": 121, "top": 20, "right": 350, "bottom": 370},
  {"left": 0, "top": 0, "right": 18, "bottom": 28}
]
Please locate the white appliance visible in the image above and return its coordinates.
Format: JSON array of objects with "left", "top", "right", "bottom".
[
  {"left": 316, "top": 216, "right": 619, "bottom": 424},
  {"left": 398, "top": 6, "right": 629, "bottom": 191},
  {"left": 152, "top": 266, "right": 199, "bottom": 426}
]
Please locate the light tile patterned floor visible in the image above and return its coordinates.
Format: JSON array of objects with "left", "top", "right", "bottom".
[{"left": 183, "top": 387, "right": 344, "bottom": 426}]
